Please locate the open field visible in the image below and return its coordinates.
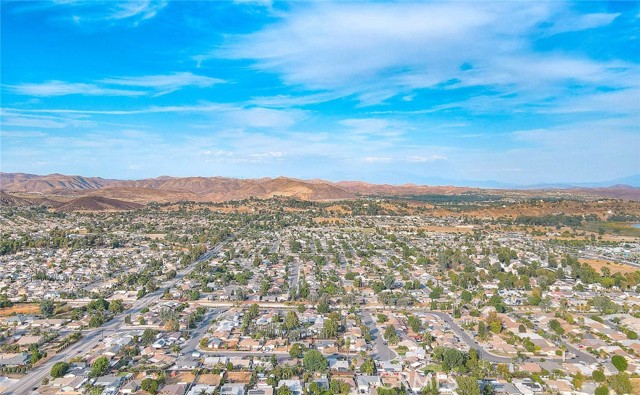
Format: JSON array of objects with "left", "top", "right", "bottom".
[
  {"left": 313, "top": 217, "right": 345, "bottom": 224},
  {"left": 419, "top": 225, "right": 475, "bottom": 233},
  {"left": 581, "top": 259, "right": 639, "bottom": 275},
  {"left": 0, "top": 303, "right": 39, "bottom": 317},
  {"left": 165, "top": 372, "right": 195, "bottom": 385}
]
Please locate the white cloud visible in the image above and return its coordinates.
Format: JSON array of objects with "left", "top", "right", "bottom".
[
  {"left": 7, "top": 72, "right": 223, "bottom": 97},
  {"left": 406, "top": 155, "right": 447, "bottom": 163},
  {"left": 107, "top": 1, "right": 168, "bottom": 21},
  {"left": 362, "top": 156, "right": 393, "bottom": 163},
  {"left": 217, "top": 2, "right": 633, "bottom": 107},
  {"left": 47, "top": 0, "right": 168, "bottom": 25},
  {"left": 0, "top": 109, "right": 94, "bottom": 129},
  {"left": 340, "top": 118, "right": 407, "bottom": 139},
  {"left": 6, "top": 81, "right": 146, "bottom": 97},
  {"left": 101, "top": 72, "right": 225, "bottom": 96},
  {"left": 546, "top": 12, "right": 620, "bottom": 35},
  {"left": 0, "top": 130, "right": 47, "bottom": 138}
]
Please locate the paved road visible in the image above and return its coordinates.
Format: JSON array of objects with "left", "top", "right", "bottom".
[
  {"left": 424, "top": 311, "right": 514, "bottom": 363},
  {"left": 417, "top": 310, "right": 596, "bottom": 364},
  {"left": 289, "top": 258, "right": 301, "bottom": 294},
  {"left": 3, "top": 243, "right": 226, "bottom": 395},
  {"left": 526, "top": 320, "right": 597, "bottom": 365},
  {"left": 181, "top": 309, "right": 225, "bottom": 355},
  {"left": 361, "top": 312, "right": 397, "bottom": 362},
  {"left": 270, "top": 237, "right": 280, "bottom": 254}
]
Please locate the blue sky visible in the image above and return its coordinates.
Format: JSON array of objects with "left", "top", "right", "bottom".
[{"left": 1, "top": 0, "right": 639, "bottom": 185}]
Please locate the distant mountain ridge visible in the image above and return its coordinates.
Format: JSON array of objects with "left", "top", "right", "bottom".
[{"left": 1, "top": 172, "right": 639, "bottom": 203}]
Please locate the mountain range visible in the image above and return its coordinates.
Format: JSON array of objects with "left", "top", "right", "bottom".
[{"left": 1, "top": 172, "right": 639, "bottom": 210}]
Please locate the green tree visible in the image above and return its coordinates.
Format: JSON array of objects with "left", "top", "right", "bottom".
[
  {"left": 90, "top": 356, "right": 109, "bottom": 377},
  {"left": 322, "top": 318, "right": 338, "bottom": 338},
  {"left": 141, "top": 329, "right": 158, "bottom": 346},
  {"left": 284, "top": 311, "right": 300, "bottom": 330},
  {"left": 247, "top": 304, "right": 260, "bottom": 319},
  {"left": 407, "top": 316, "right": 422, "bottom": 333},
  {"left": 486, "top": 311, "right": 503, "bottom": 334},
  {"left": 108, "top": 299, "right": 124, "bottom": 313},
  {"left": 303, "top": 350, "right": 328, "bottom": 372},
  {"left": 592, "top": 370, "right": 606, "bottom": 383},
  {"left": 549, "top": 319, "right": 565, "bottom": 335},
  {"left": 289, "top": 343, "right": 305, "bottom": 359},
  {"left": 477, "top": 321, "right": 488, "bottom": 340},
  {"left": 384, "top": 325, "right": 399, "bottom": 345},
  {"left": 361, "top": 358, "right": 376, "bottom": 375},
  {"left": 277, "top": 386, "right": 292, "bottom": 395},
  {"left": 572, "top": 372, "right": 584, "bottom": 390},
  {"left": 456, "top": 376, "right": 481, "bottom": 395},
  {"left": 317, "top": 301, "right": 330, "bottom": 313},
  {"left": 611, "top": 355, "right": 628, "bottom": 372},
  {"left": 39, "top": 299, "right": 55, "bottom": 318},
  {"left": 595, "top": 386, "right": 609, "bottom": 395},
  {"left": 50, "top": 362, "right": 70, "bottom": 378},
  {"left": 608, "top": 373, "right": 632, "bottom": 395},
  {"left": 189, "top": 289, "right": 200, "bottom": 301},
  {"left": 141, "top": 378, "right": 159, "bottom": 394}
]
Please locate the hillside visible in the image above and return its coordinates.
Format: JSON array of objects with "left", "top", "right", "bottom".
[
  {"left": 1, "top": 172, "right": 639, "bottom": 204},
  {"left": 83, "top": 187, "right": 203, "bottom": 204},
  {"left": 0, "top": 191, "right": 33, "bottom": 207},
  {"left": 0, "top": 172, "right": 114, "bottom": 193},
  {"left": 56, "top": 196, "right": 143, "bottom": 212}
]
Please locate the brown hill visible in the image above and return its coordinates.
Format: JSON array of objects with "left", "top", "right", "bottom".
[
  {"left": 0, "top": 172, "right": 114, "bottom": 193},
  {"left": 336, "top": 181, "right": 473, "bottom": 196},
  {"left": 213, "top": 177, "right": 355, "bottom": 201},
  {"left": 116, "top": 176, "right": 253, "bottom": 195},
  {"left": 2, "top": 172, "right": 639, "bottom": 203},
  {"left": 83, "top": 187, "right": 202, "bottom": 204},
  {"left": 0, "top": 191, "right": 33, "bottom": 207},
  {"left": 56, "top": 196, "right": 143, "bottom": 212}
]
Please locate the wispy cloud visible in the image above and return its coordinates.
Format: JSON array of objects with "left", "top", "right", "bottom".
[
  {"left": 6, "top": 72, "right": 223, "bottom": 97},
  {"left": 107, "top": 1, "right": 167, "bottom": 22},
  {"left": 47, "top": 0, "right": 168, "bottom": 25},
  {"left": 3, "top": 103, "right": 306, "bottom": 131},
  {"left": 406, "top": 155, "right": 447, "bottom": 163},
  {"left": 101, "top": 72, "right": 225, "bottom": 96},
  {"left": 6, "top": 81, "right": 146, "bottom": 97},
  {"left": 216, "top": 1, "right": 631, "bottom": 109},
  {"left": 545, "top": 12, "right": 620, "bottom": 35}
]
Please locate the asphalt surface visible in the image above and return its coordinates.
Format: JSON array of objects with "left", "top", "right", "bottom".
[{"left": 361, "top": 312, "right": 397, "bottom": 362}]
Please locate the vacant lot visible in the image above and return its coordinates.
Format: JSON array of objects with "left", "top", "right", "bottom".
[
  {"left": 165, "top": 371, "right": 195, "bottom": 385},
  {"left": 313, "top": 217, "right": 345, "bottom": 224},
  {"left": 582, "top": 258, "right": 639, "bottom": 275},
  {"left": 632, "top": 378, "right": 640, "bottom": 395},
  {"left": 0, "top": 303, "right": 39, "bottom": 317}
]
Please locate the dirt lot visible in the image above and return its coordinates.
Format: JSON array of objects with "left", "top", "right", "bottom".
[
  {"left": 198, "top": 373, "right": 222, "bottom": 386},
  {"left": 632, "top": 378, "right": 640, "bottom": 395},
  {"left": 0, "top": 303, "right": 39, "bottom": 317},
  {"left": 225, "top": 371, "right": 252, "bottom": 383},
  {"left": 418, "top": 225, "right": 475, "bottom": 233},
  {"left": 581, "top": 259, "right": 639, "bottom": 275},
  {"left": 165, "top": 371, "right": 195, "bottom": 385},
  {"left": 313, "top": 217, "right": 345, "bottom": 224}
]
